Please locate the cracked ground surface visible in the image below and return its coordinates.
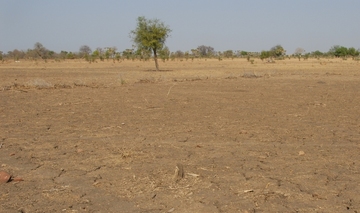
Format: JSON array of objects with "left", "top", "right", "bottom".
[{"left": 1, "top": 59, "right": 360, "bottom": 212}]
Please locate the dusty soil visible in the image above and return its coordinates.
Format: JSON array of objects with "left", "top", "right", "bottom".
[{"left": 1, "top": 58, "right": 360, "bottom": 213}]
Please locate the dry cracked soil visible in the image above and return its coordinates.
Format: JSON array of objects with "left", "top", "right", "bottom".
[{"left": 1, "top": 59, "right": 360, "bottom": 213}]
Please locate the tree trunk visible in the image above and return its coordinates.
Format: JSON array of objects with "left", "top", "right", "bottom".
[{"left": 153, "top": 49, "right": 159, "bottom": 71}]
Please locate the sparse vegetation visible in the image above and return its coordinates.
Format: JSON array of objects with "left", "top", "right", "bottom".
[
  {"left": 293, "top": 47, "right": 305, "bottom": 61},
  {"left": 260, "top": 50, "right": 270, "bottom": 61},
  {"left": 0, "top": 32, "right": 358, "bottom": 63},
  {"left": 197, "top": 45, "right": 216, "bottom": 58}
]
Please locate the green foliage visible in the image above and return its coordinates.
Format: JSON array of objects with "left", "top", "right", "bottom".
[
  {"left": 66, "top": 52, "right": 75, "bottom": 59},
  {"left": 191, "top": 49, "right": 200, "bottom": 58},
  {"left": 303, "top": 53, "right": 310, "bottom": 60},
  {"left": 48, "top": 51, "right": 55, "bottom": 58},
  {"left": 93, "top": 47, "right": 104, "bottom": 61},
  {"left": 92, "top": 49, "right": 100, "bottom": 59},
  {"left": 60, "top": 51, "right": 68, "bottom": 60},
  {"left": 115, "top": 52, "right": 121, "bottom": 61},
  {"left": 311, "top": 50, "right": 324, "bottom": 58},
  {"left": 130, "top": 16, "right": 171, "bottom": 70},
  {"left": 104, "top": 47, "right": 117, "bottom": 61},
  {"left": 348, "top": 47, "right": 359, "bottom": 57},
  {"left": 132, "top": 48, "right": 148, "bottom": 61},
  {"left": 240, "top": 51, "right": 248, "bottom": 57},
  {"left": 122, "top": 49, "right": 134, "bottom": 60},
  {"left": 223, "top": 50, "right": 234, "bottom": 58},
  {"left": 84, "top": 54, "right": 91, "bottom": 62},
  {"left": 328, "top": 45, "right": 360, "bottom": 58},
  {"left": 330, "top": 45, "right": 347, "bottom": 57},
  {"left": 184, "top": 51, "right": 190, "bottom": 61},
  {"left": 260, "top": 51, "right": 270, "bottom": 61},
  {"left": 105, "top": 50, "right": 110, "bottom": 60},
  {"left": 159, "top": 46, "right": 170, "bottom": 62},
  {"left": 270, "top": 45, "right": 286, "bottom": 58}
]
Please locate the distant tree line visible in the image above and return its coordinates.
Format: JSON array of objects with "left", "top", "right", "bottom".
[{"left": 1, "top": 42, "right": 359, "bottom": 62}]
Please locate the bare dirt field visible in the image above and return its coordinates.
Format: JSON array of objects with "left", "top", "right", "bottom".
[{"left": 1, "top": 58, "right": 360, "bottom": 213}]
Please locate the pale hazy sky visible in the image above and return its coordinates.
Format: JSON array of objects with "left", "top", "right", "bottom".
[{"left": 1, "top": 0, "right": 359, "bottom": 54}]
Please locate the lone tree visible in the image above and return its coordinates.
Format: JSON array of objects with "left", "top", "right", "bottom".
[
  {"left": 130, "top": 16, "right": 171, "bottom": 71},
  {"left": 270, "top": 45, "right": 286, "bottom": 58}
]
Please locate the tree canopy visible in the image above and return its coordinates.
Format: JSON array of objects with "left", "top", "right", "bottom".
[
  {"left": 270, "top": 45, "right": 286, "bottom": 58},
  {"left": 328, "top": 45, "right": 359, "bottom": 58},
  {"left": 79, "top": 45, "right": 92, "bottom": 58},
  {"left": 130, "top": 16, "right": 171, "bottom": 71},
  {"left": 197, "top": 45, "right": 215, "bottom": 58},
  {"left": 34, "top": 42, "right": 50, "bottom": 59}
]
